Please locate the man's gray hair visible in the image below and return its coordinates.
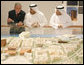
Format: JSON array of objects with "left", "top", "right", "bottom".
[{"left": 14, "top": 3, "right": 22, "bottom": 7}]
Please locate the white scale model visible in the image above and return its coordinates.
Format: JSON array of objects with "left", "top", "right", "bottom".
[{"left": 1, "top": 32, "right": 83, "bottom": 64}]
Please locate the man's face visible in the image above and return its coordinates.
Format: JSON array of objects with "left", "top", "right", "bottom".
[
  {"left": 30, "top": 8, "right": 36, "bottom": 15},
  {"left": 56, "top": 10, "right": 62, "bottom": 16},
  {"left": 15, "top": 5, "right": 21, "bottom": 14}
]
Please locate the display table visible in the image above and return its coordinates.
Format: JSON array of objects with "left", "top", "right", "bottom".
[
  {"left": 1, "top": 25, "right": 83, "bottom": 35},
  {"left": 1, "top": 34, "right": 83, "bottom": 64}
]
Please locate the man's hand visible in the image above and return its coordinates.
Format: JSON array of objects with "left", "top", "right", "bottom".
[
  {"left": 31, "top": 22, "right": 40, "bottom": 28},
  {"left": 17, "top": 22, "right": 23, "bottom": 26},
  {"left": 7, "top": 18, "right": 14, "bottom": 23},
  {"left": 58, "top": 24, "right": 63, "bottom": 28}
]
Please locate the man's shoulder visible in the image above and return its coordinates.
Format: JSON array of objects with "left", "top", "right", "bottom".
[
  {"left": 26, "top": 13, "right": 30, "bottom": 16},
  {"left": 51, "top": 13, "right": 56, "bottom": 17},
  {"left": 38, "top": 12, "right": 44, "bottom": 16},
  {"left": 9, "top": 10, "right": 15, "bottom": 13},
  {"left": 20, "top": 10, "right": 26, "bottom": 14},
  {"left": 52, "top": 13, "right": 56, "bottom": 16}
]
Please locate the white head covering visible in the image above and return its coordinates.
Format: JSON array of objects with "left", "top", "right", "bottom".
[
  {"left": 55, "top": 5, "right": 68, "bottom": 16},
  {"left": 29, "top": 4, "right": 37, "bottom": 7},
  {"left": 56, "top": 5, "right": 64, "bottom": 9},
  {"left": 28, "top": 4, "right": 41, "bottom": 14}
]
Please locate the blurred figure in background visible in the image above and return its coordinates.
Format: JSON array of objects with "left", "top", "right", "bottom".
[{"left": 7, "top": 3, "right": 26, "bottom": 35}]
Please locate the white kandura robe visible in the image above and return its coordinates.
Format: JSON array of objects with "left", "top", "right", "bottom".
[
  {"left": 49, "top": 10, "right": 73, "bottom": 34},
  {"left": 50, "top": 10, "right": 73, "bottom": 29},
  {"left": 24, "top": 12, "right": 47, "bottom": 28},
  {"left": 24, "top": 11, "right": 48, "bottom": 34}
]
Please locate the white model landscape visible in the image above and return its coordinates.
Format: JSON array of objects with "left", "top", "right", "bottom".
[
  {"left": 1, "top": 34, "right": 83, "bottom": 64},
  {"left": 8, "top": 37, "right": 22, "bottom": 49},
  {"left": 19, "top": 31, "right": 30, "bottom": 39}
]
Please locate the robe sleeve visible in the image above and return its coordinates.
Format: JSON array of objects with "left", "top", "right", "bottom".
[
  {"left": 49, "top": 14, "right": 59, "bottom": 29},
  {"left": 24, "top": 14, "right": 32, "bottom": 28},
  {"left": 39, "top": 14, "right": 48, "bottom": 27},
  {"left": 63, "top": 14, "right": 73, "bottom": 28}
]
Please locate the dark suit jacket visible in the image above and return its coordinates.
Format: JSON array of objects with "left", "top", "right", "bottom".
[
  {"left": 8, "top": 10, "right": 26, "bottom": 34},
  {"left": 8, "top": 10, "right": 25, "bottom": 24}
]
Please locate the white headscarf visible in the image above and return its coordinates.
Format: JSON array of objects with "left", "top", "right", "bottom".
[{"left": 28, "top": 4, "right": 42, "bottom": 14}]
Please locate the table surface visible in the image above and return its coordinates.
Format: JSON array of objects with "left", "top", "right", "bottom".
[
  {"left": 1, "top": 34, "right": 83, "bottom": 38},
  {"left": 1, "top": 25, "right": 83, "bottom": 28}
]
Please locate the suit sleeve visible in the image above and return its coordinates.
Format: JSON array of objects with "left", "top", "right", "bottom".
[
  {"left": 20, "top": 12, "right": 26, "bottom": 23},
  {"left": 7, "top": 11, "right": 12, "bottom": 25},
  {"left": 8, "top": 11, "right": 11, "bottom": 18},
  {"left": 7, "top": 11, "right": 16, "bottom": 25}
]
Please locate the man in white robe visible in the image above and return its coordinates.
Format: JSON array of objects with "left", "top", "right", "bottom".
[
  {"left": 24, "top": 4, "right": 48, "bottom": 34},
  {"left": 24, "top": 4, "right": 48, "bottom": 28},
  {"left": 50, "top": 6, "right": 73, "bottom": 29}
]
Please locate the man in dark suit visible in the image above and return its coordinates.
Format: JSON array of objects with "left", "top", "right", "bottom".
[{"left": 7, "top": 3, "right": 26, "bottom": 35}]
